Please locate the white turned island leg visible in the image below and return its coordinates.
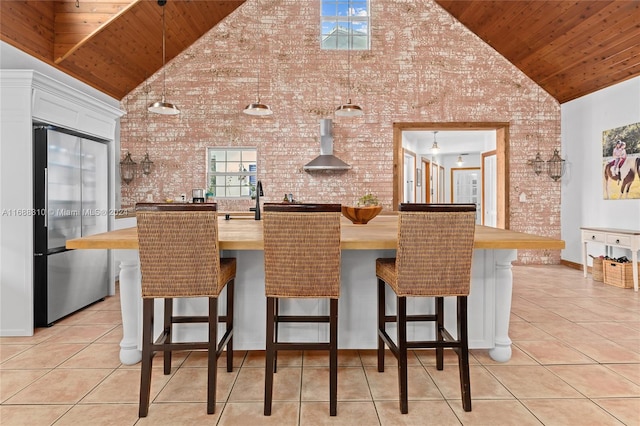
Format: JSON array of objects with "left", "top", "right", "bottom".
[
  {"left": 117, "top": 257, "right": 142, "bottom": 365},
  {"left": 489, "top": 249, "right": 518, "bottom": 362}
]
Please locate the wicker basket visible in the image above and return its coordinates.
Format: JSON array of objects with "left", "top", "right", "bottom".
[
  {"left": 592, "top": 257, "right": 604, "bottom": 282},
  {"left": 603, "top": 260, "right": 638, "bottom": 289}
]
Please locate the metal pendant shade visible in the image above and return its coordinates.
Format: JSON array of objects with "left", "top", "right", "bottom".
[
  {"left": 148, "top": 1, "right": 180, "bottom": 115},
  {"left": 148, "top": 96, "right": 179, "bottom": 115},
  {"left": 335, "top": 99, "right": 363, "bottom": 117},
  {"left": 243, "top": 98, "right": 273, "bottom": 116}
]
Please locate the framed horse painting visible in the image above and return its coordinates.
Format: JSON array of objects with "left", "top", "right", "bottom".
[{"left": 602, "top": 122, "right": 640, "bottom": 200}]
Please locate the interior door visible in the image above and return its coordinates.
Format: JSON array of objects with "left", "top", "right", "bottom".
[
  {"left": 451, "top": 167, "right": 481, "bottom": 224},
  {"left": 403, "top": 151, "right": 415, "bottom": 203},
  {"left": 424, "top": 159, "right": 432, "bottom": 202},
  {"left": 431, "top": 162, "right": 439, "bottom": 202},
  {"left": 438, "top": 165, "right": 445, "bottom": 202},
  {"left": 482, "top": 151, "right": 497, "bottom": 227}
]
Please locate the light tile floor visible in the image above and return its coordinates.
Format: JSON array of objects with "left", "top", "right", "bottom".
[{"left": 1, "top": 265, "right": 639, "bottom": 425}]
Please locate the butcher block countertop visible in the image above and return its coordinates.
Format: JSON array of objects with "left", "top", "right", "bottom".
[{"left": 67, "top": 215, "right": 565, "bottom": 251}]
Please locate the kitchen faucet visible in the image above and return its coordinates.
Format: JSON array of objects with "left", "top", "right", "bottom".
[{"left": 250, "top": 180, "right": 263, "bottom": 220}]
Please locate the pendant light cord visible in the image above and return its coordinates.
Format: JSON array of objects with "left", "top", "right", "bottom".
[
  {"left": 256, "top": 0, "right": 262, "bottom": 102},
  {"left": 161, "top": 4, "right": 167, "bottom": 99},
  {"left": 347, "top": 34, "right": 351, "bottom": 101},
  {"left": 347, "top": 0, "right": 352, "bottom": 102},
  {"left": 537, "top": 88, "right": 541, "bottom": 152},
  {"left": 256, "top": 53, "right": 261, "bottom": 102}
]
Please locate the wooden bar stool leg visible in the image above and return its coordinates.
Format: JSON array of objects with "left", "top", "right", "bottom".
[
  {"left": 139, "top": 298, "right": 154, "bottom": 418},
  {"left": 397, "top": 296, "right": 408, "bottom": 414},
  {"left": 329, "top": 298, "right": 338, "bottom": 416},
  {"left": 458, "top": 296, "right": 472, "bottom": 412},
  {"left": 208, "top": 297, "right": 218, "bottom": 414},
  {"left": 377, "top": 278, "right": 386, "bottom": 372},
  {"left": 273, "top": 298, "right": 279, "bottom": 373},
  {"left": 163, "top": 298, "right": 172, "bottom": 374},
  {"left": 436, "top": 297, "right": 444, "bottom": 371},
  {"left": 226, "top": 280, "right": 234, "bottom": 372},
  {"left": 264, "top": 297, "right": 276, "bottom": 416}
]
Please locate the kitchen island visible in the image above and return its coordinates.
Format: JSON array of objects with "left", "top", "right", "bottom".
[{"left": 67, "top": 214, "right": 564, "bottom": 365}]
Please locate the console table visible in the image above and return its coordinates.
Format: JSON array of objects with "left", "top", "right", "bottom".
[{"left": 581, "top": 227, "right": 640, "bottom": 291}]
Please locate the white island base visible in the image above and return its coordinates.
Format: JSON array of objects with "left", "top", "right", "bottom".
[{"left": 116, "top": 248, "right": 517, "bottom": 365}]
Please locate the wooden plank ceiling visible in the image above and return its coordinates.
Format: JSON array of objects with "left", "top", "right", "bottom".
[
  {"left": 1, "top": 1, "right": 639, "bottom": 103},
  {"left": 434, "top": 0, "right": 640, "bottom": 103},
  {"left": 0, "top": 0, "right": 245, "bottom": 99}
]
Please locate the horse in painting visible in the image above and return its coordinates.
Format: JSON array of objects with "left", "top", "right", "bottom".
[{"left": 603, "top": 154, "right": 640, "bottom": 199}]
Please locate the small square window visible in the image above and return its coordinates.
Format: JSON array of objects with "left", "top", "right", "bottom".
[{"left": 206, "top": 147, "right": 257, "bottom": 199}]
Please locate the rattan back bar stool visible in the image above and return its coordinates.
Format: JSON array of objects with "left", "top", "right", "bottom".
[
  {"left": 262, "top": 203, "right": 342, "bottom": 416},
  {"left": 376, "top": 203, "right": 476, "bottom": 413},
  {"left": 135, "top": 203, "right": 236, "bottom": 417}
]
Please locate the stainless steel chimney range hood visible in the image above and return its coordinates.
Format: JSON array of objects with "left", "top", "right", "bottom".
[{"left": 303, "top": 119, "right": 352, "bottom": 171}]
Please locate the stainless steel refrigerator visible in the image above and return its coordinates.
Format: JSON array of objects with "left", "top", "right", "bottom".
[{"left": 33, "top": 125, "right": 110, "bottom": 327}]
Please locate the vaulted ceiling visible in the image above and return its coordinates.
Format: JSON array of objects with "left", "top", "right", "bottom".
[
  {"left": 434, "top": 0, "right": 640, "bottom": 103},
  {"left": 1, "top": 0, "right": 639, "bottom": 103},
  {"left": 0, "top": 0, "right": 245, "bottom": 99}
]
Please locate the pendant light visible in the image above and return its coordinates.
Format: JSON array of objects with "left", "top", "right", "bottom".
[
  {"left": 431, "top": 131, "right": 440, "bottom": 154},
  {"left": 148, "top": 0, "right": 180, "bottom": 115},
  {"left": 243, "top": 65, "right": 273, "bottom": 116},
  {"left": 335, "top": 1, "right": 363, "bottom": 118},
  {"left": 243, "top": 0, "right": 272, "bottom": 116}
]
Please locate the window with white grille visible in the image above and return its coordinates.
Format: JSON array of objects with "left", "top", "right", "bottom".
[
  {"left": 206, "top": 148, "right": 257, "bottom": 198},
  {"left": 321, "top": 0, "right": 370, "bottom": 50}
]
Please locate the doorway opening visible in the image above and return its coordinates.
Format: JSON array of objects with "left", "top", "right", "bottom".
[{"left": 393, "top": 122, "right": 509, "bottom": 229}]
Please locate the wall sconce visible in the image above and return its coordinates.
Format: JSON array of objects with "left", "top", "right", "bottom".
[
  {"left": 456, "top": 155, "right": 464, "bottom": 166},
  {"left": 120, "top": 151, "right": 137, "bottom": 184},
  {"left": 528, "top": 152, "right": 546, "bottom": 175},
  {"left": 547, "top": 149, "right": 566, "bottom": 181},
  {"left": 140, "top": 152, "right": 154, "bottom": 175}
]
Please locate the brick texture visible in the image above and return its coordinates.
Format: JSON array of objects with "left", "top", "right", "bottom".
[{"left": 120, "top": 0, "right": 562, "bottom": 264}]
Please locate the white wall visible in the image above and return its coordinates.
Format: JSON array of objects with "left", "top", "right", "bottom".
[{"left": 561, "top": 76, "right": 640, "bottom": 264}]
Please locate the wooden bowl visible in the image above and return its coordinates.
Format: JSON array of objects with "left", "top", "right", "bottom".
[{"left": 341, "top": 205, "right": 382, "bottom": 224}]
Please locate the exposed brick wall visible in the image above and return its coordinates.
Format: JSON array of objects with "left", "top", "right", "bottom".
[{"left": 120, "top": 0, "right": 562, "bottom": 264}]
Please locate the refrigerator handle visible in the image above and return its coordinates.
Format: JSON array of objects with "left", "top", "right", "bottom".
[{"left": 44, "top": 168, "right": 48, "bottom": 228}]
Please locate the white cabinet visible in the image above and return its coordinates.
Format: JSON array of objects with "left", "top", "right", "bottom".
[{"left": 0, "top": 70, "right": 123, "bottom": 336}]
